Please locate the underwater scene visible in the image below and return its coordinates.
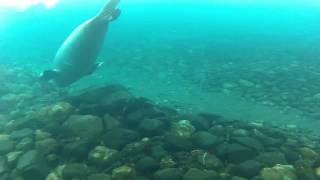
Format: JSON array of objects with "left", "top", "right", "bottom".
[{"left": 1, "top": 0, "right": 320, "bottom": 179}]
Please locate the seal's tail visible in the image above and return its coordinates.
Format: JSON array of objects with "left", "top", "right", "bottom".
[{"left": 97, "top": 0, "right": 121, "bottom": 22}]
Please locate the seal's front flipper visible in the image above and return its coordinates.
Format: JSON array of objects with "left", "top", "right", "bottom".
[
  {"left": 40, "top": 70, "right": 59, "bottom": 82},
  {"left": 110, "top": 9, "right": 121, "bottom": 22},
  {"left": 87, "top": 62, "right": 104, "bottom": 75}
]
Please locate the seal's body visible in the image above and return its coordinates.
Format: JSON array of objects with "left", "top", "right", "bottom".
[{"left": 41, "top": 0, "right": 121, "bottom": 87}]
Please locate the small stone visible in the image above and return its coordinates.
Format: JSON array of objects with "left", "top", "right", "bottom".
[
  {"left": 261, "top": 164, "right": 297, "bottom": 180},
  {"left": 171, "top": 120, "right": 195, "bottom": 138},
  {"left": 62, "top": 163, "right": 89, "bottom": 179},
  {"left": 16, "top": 150, "right": 49, "bottom": 180},
  {"left": 10, "top": 128, "right": 34, "bottom": 140},
  {"left": 6, "top": 151, "right": 23, "bottom": 165},
  {"left": 257, "top": 152, "right": 287, "bottom": 167},
  {"left": 139, "top": 118, "right": 164, "bottom": 136},
  {"left": 160, "top": 156, "right": 176, "bottom": 168},
  {"left": 103, "top": 114, "right": 120, "bottom": 130},
  {"left": 299, "top": 147, "right": 318, "bottom": 160},
  {"left": 233, "top": 160, "right": 262, "bottom": 178},
  {"left": 0, "top": 139, "right": 15, "bottom": 155},
  {"left": 63, "top": 115, "right": 104, "bottom": 141},
  {"left": 36, "top": 138, "right": 58, "bottom": 154},
  {"left": 88, "top": 173, "right": 111, "bottom": 180},
  {"left": 217, "top": 143, "right": 256, "bottom": 163},
  {"left": 191, "top": 131, "right": 220, "bottom": 149},
  {"left": 88, "top": 146, "right": 119, "bottom": 165},
  {"left": 154, "top": 168, "right": 183, "bottom": 180},
  {"left": 183, "top": 168, "right": 218, "bottom": 180},
  {"left": 16, "top": 137, "right": 34, "bottom": 151},
  {"left": 35, "top": 130, "right": 51, "bottom": 141},
  {"left": 103, "top": 128, "right": 140, "bottom": 150},
  {"left": 136, "top": 156, "right": 159, "bottom": 172},
  {"left": 112, "top": 165, "right": 136, "bottom": 180}
]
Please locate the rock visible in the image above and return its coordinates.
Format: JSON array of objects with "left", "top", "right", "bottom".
[
  {"left": 0, "top": 139, "right": 15, "bottom": 155},
  {"left": 208, "top": 125, "right": 226, "bottom": 137},
  {"left": 257, "top": 152, "right": 287, "bottom": 167},
  {"left": 299, "top": 147, "right": 318, "bottom": 160},
  {"left": 35, "top": 130, "right": 52, "bottom": 141},
  {"left": 103, "top": 114, "right": 120, "bottom": 130},
  {"left": 63, "top": 115, "right": 104, "bottom": 141},
  {"left": 103, "top": 128, "right": 140, "bottom": 150},
  {"left": 261, "top": 164, "right": 297, "bottom": 180},
  {"left": 35, "top": 138, "right": 58, "bottom": 154},
  {"left": 16, "top": 137, "right": 33, "bottom": 151},
  {"left": 191, "top": 131, "right": 220, "bottom": 149},
  {"left": 139, "top": 118, "right": 164, "bottom": 136},
  {"left": 232, "top": 129, "right": 250, "bottom": 137},
  {"left": 0, "top": 156, "right": 7, "bottom": 175},
  {"left": 88, "top": 173, "right": 112, "bottom": 180},
  {"left": 6, "top": 151, "right": 23, "bottom": 166},
  {"left": 16, "top": 150, "right": 49, "bottom": 180},
  {"left": 63, "top": 139, "right": 92, "bottom": 158},
  {"left": 164, "top": 133, "right": 193, "bottom": 152},
  {"left": 88, "top": 146, "right": 119, "bottom": 165},
  {"left": 10, "top": 128, "right": 34, "bottom": 140},
  {"left": 180, "top": 114, "right": 211, "bottom": 131},
  {"left": 151, "top": 145, "right": 168, "bottom": 160},
  {"left": 231, "top": 176, "right": 249, "bottom": 180},
  {"left": 62, "top": 163, "right": 89, "bottom": 179},
  {"left": 193, "top": 150, "right": 223, "bottom": 170},
  {"left": 136, "top": 156, "right": 159, "bottom": 172},
  {"left": 232, "top": 137, "right": 264, "bottom": 151},
  {"left": 171, "top": 120, "right": 195, "bottom": 138},
  {"left": 217, "top": 143, "right": 256, "bottom": 163},
  {"left": 160, "top": 156, "right": 177, "bottom": 168},
  {"left": 183, "top": 168, "right": 218, "bottom": 180},
  {"left": 154, "top": 168, "right": 183, "bottom": 180},
  {"left": 112, "top": 165, "right": 136, "bottom": 180},
  {"left": 233, "top": 160, "right": 262, "bottom": 178},
  {"left": 33, "top": 102, "right": 73, "bottom": 123}
]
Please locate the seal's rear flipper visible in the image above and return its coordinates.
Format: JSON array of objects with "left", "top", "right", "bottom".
[
  {"left": 97, "top": 0, "right": 121, "bottom": 22},
  {"left": 40, "top": 70, "right": 59, "bottom": 82}
]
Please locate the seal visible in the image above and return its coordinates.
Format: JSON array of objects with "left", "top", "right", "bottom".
[{"left": 40, "top": 0, "right": 121, "bottom": 87}]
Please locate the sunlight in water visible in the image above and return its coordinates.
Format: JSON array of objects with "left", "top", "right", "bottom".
[{"left": 0, "top": 0, "right": 59, "bottom": 10}]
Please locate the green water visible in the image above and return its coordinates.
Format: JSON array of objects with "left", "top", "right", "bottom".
[{"left": 1, "top": 0, "right": 320, "bottom": 132}]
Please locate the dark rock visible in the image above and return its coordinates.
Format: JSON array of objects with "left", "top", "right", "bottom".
[
  {"left": 281, "top": 147, "right": 300, "bottom": 163},
  {"left": 183, "top": 168, "right": 218, "bottom": 180},
  {"left": 0, "top": 157, "right": 7, "bottom": 176},
  {"left": 103, "top": 114, "right": 121, "bottom": 130},
  {"left": 10, "top": 128, "right": 34, "bottom": 140},
  {"left": 232, "top": 137, "right": 263, "bottom": 151},
  {"left": 0, "top": 140, "right": 14, "bottom": 155},
  {"left": 151, "top": 145, "right": 168, "bottom": 160},
  {"left": 16, "top": 137, "right": 34, "bottom": 151},
  {"left": 257, "top": 152, "right": 287, "bottom": 167},
  {"left": 233, "top": 160, "right": 262, "bottom": 178},
  {"left": 179, "top": 114, "right": 211, "bottom": 131},
  {"left": 139, "top": 118, "right": 164, "bottom": 136},
  {"left": 154, "top": 168, "right": 183, "bottom": 180},
  {"left": 16, "top": 150, "right": 49, "bottom": 180},
  {"left": 88, "top": 173, "right": 111, "bottom": 180},
  {"left": 196, "top": 152, "right": 223, "bottom": 170},
  {"left": 63, "top": 115, "right": 104, "bottom": 141},
  {"left": 62, "top": 163, "right": 89, "bottom": 179},
  {"left": 164, "top": 134, "right": 193, "bottom": 152},
  {"left": 231, "top": 176, "right": 249, "bottom": 180},
  {"left": 136, "top": 156, "right": 159, "bottom": 172},
  {"left": 217, "top": 143, "right": 256, "bottom": 163},
  {"left": 208, "top": 125, "right": 226, "bottom": 137},
  {"left": 103, "top": 128, "right": 140, "bottom": 150},
  {"left": 191, "top": 131, "right": 220, "bottom": 149},
  {"left": 63, "top": 139, "right": 93, "bottom": 159}
]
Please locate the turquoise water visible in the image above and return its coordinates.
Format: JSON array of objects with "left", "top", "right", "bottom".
[{"left": 1, "top": 1, "right": 320, "bottom": 130}]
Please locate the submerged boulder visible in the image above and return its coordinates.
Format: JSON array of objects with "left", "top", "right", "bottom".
[
  {"left": 16, "top": 150, "right": 49, "bottom": 180},
  {"left": 63, "top": 115, "right": 104, "bottom": 141}
]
